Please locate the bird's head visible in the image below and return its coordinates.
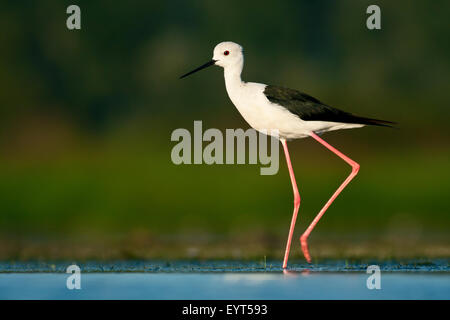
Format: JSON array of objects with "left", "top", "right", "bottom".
[
  {"left": 212, "top": 41, "right": 244, "bottom": 68},
  {"left": 179, "top": 41, "right": 244, "bottom": 79}
]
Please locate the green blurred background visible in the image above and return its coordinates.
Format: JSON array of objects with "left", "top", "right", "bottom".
[{"left": 0, "top": 1, "right": 449, "bottom": 260}]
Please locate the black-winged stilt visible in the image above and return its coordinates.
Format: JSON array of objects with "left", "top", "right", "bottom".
[{"left": 180, "top": 41, "right": 394, "bottom": 268}]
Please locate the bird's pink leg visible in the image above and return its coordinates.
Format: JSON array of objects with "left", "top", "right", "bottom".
[
  {"left": 281, "top": 139, "right": 301, "bottom": 269},
  {"left": 300, "top": 132, "right": 360, "bottom": 263}
]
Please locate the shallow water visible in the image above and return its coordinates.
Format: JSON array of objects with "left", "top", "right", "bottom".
[
  {"left": 1, "top": 259, "right": 449, "bottom": 273},
  {"left": 1, "top": 272, "right": 449, "bottom": 299},
  {"left": 1, "top": 260, "right": 449, "bottom": 299}
]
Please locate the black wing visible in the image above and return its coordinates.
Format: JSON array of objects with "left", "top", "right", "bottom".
[{"left": 263, "top": 85, "right": 394, "bottom": 127}]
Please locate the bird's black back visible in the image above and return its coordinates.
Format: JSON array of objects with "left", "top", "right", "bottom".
[{"left": 263, "top": 85, "right": 394, "bottom": 127}]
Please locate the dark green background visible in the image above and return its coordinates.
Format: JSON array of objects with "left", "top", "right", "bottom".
[{"left": 0, "top": 1, "right": 449, "bottom": 260}]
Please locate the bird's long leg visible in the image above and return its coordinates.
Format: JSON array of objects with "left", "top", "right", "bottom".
[
  {"left": 300, "top": 132, "right": 360, "bottom": 263},
  {"left": 281, "top": 138, "right": 301, "bottom": 269}
]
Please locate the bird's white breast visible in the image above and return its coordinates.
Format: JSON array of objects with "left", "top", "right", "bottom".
[{"left": 224, "top": 79, "right": 363, "bottom": 139}]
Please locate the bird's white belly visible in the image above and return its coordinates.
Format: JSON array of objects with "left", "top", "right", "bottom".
[
  {"left": 237, "top": 102, "right": 311, "bottom": 139},
  {"left": 226, "top": 82, "right": 363, "bottom": 140}
]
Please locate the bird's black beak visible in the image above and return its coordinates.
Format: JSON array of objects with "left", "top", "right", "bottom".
[{"left": 179, "top": 59, "right": 217, "bottom": 79}]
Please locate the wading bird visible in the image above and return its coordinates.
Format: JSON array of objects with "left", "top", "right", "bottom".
[{"left": 180, "top": 42, "right": 394, "bottom": 268}]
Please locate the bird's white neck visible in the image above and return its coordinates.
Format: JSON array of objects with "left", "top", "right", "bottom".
[{"left": 223, "top": 60, "right": 245, "bottom": 96}]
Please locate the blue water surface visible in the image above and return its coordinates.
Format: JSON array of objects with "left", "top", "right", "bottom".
[{"left": 1, "top": 272, "right": 449, "bottom": 300}]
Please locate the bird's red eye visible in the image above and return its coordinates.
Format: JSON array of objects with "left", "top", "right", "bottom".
[{"left": 224, "top": 50, "right": 229, "bottom": 56}]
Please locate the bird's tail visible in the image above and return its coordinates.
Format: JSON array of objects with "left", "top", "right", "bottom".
[{"left": 353, "top": 116, "right": 397, "bottom": 128}]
